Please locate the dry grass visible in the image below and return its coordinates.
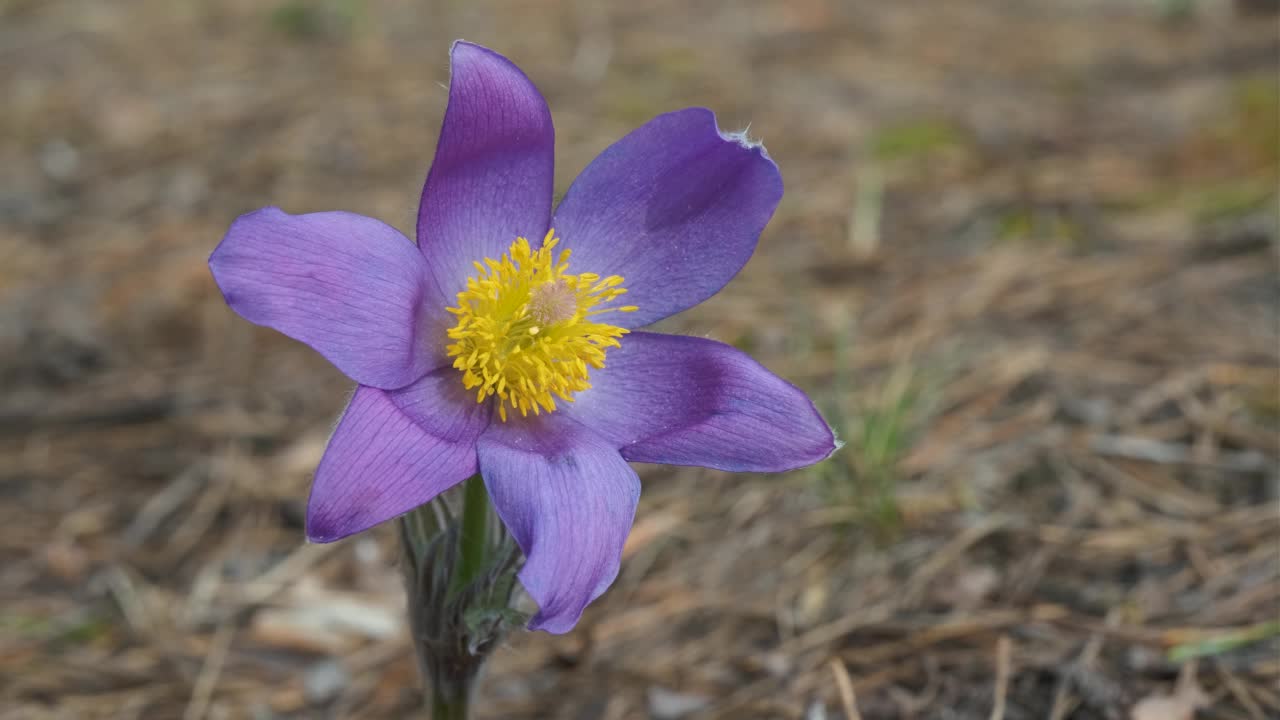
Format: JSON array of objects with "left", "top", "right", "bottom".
[{"left": 2, "top": 0, "right": 1277, "bottom": 718}]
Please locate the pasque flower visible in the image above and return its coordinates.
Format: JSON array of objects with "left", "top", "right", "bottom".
[{"left": 210, "top": 41, "right": 836, "bottom": 633}]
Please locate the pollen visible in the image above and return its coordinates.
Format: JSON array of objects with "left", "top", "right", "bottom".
[
  {"left": 528, "top": 279, "right": 577, "bottom": 325},
  {"left": 444, "top": 230, "right": 639, "bottom": 422}
]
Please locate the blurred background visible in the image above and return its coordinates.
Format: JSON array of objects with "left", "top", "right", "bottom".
[{"left": 2, "top": 0, "right": 1277, "bottom": 718}]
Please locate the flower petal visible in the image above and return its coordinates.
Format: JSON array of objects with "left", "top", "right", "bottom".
[
  {"left": 387, "top": 365, "right": 493, "bottom": 442},
  {"left": 551, "top": 108, "right": 783, "bottom": 328},
  {"left": 477, "top": 415, "right": 639, "bottom": 633},
  {"left": 565, "top": 332, "right": 836, "bottom": 472},
  {"left": 417, "top": 40, "right": 555, "bottom": 300},
  {"left": 210, "top": 207, "right": 444, "bottom": 389},
  {"left": 307, "top": 385, "right": 480, "bottom": 542}
]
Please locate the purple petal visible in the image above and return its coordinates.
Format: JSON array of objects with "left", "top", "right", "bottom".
[
  {"left": 565, "top": 332, "right": 836, "bottom": 472},
  {"left": 387, "top": 365, "right": 493, "bottom": 441},
  {"left": 477, "top": 416, "right": 639, "bottom": 633},
  {"left": 307, "top": 385, "right": 480, "bottom": 542},
  {"left": 551, "top": 108, "right": 783, "bottom": 328},
  {"left": 417, "top": 40, "right": 555, "bottom": 300},
  {"left": 210, "top": 207, "right": 445, "bottom": 389}
]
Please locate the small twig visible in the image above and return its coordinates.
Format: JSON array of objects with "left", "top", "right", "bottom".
[
  {"left": 99, "top": 565, "right": 154, "bottom": 635},
  {"left": 1214, "top": 657, "right": 1266, "bottom": 720},
  {"left": 1049, "top": 609, "right": 1117, "bottom": 720},
  {"left": 1090, "top": 434, "right": 1270, "bottom": 473},
  {"left": 0, "top": 396, "right": 176, "bottom": 434},
  {"left": 827, "top": 658, "right": 863, "bottom": 720},
  {"left": 125, "top": 465, "right": 205, "bottom": 546},
  {"left": 901, "top": 515, "right": 1010, "bottom": 607},
  {"left": 780, "top": 603, "right": 897, "bottom": 655},
  {"left": 183, "top": 621, "right": 235, "bottom": 720},
  {"left": 989, "top": 635, "right": 1011, "bottom": 720},
  {"left": 232, "top": 543, "right": 338, "bottom": 611},
  {"left": 158, "top": 472, "right": 233, "bottom": 566}
]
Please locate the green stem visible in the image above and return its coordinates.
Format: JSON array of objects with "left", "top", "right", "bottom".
[
  {"left": 399, "top": 474, "right": 506, "bottom": 720},
  {"left": 451, "top": 474, "right": 489, "bottom": 596},
  {"left": 429, "top": 676, "right": 473, "bottom": 720}
]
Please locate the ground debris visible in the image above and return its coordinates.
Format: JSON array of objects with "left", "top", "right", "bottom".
[{"left": 3, "top": 0, "right": 1276, "bottom": 718}]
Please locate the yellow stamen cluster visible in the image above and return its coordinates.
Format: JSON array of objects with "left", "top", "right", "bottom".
[{"left": 445, "top": 231, "right": 638, "bottom": 422}]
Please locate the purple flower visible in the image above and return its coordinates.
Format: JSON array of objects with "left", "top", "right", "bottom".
[{"left": 209, "top": 41, "right": 836, "bottom": 633}]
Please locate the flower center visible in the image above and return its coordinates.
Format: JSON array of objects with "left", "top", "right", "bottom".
[{"left": 445, "top": 231, "right": 637, "bottom": 422}]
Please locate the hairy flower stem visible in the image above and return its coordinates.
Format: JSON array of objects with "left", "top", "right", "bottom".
[
  {"left": 398, "top": 474, "right": 521, "bottom": 720},
  {"left": 427, "top": 661, "right": 475, "bottom": 720},
  {"left": 452, "top": 475, "right": 489, "bottom": 596}
]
